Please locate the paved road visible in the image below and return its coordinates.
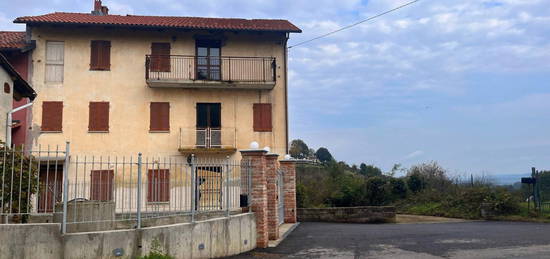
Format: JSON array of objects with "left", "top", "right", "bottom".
[{"left": 230, "top": 221, "right": 550, "bottom": 258}]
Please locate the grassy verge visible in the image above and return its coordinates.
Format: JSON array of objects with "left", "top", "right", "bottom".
[{"left": 397, "top": 201, "right": 550, "bottom": 223}]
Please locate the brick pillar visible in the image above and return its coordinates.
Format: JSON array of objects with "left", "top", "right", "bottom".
[
  {"left": 265, "top": 153, "right": 280, "bottom": 240},
  {"left": 279, "top": 159, "right": 297, "bottom": 223},
  {"left": 240, "top": 149, "right": 269, "bottom": 248}
]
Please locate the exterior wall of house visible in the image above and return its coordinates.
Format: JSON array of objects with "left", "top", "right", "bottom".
[
  {"left": 28, "top": 25, "right": 288, "bottom": 159},
  {"left": 3, "top": 51, "right": 32, "bottom": 147},
  {"left": 0, "top": 67, "right": 14, "bottom": 143}
]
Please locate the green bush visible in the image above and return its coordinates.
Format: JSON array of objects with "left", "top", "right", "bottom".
[
  {"left": 397, "top": 186, "right": 521, "bottom": 219},
  {"left": 387, "top": 178, "right": 408, "bottom": 201},
  {"left": 364, "top": 176, "right": 386, "bottom": 206},
  {"left": 138, "top": 239, "right": 173, "bottom": 259},
  {"left": 0, "top": 144, "right": 39, "bottom": 222}
]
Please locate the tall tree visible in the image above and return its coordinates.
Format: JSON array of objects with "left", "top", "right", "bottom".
[
  {"left": 315, "top": 147, "right": 334, "bottom": 163},
  {"left": 289, "top": 139, "right": 311, "bottom": 159}
]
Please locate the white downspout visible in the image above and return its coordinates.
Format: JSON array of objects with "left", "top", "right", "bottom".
[{"left": 6, "top": 102, "right": 33, "bottom": 147}]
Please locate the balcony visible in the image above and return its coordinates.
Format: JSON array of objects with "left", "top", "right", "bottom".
[
  {"left": 146, "top": 55, "right": 276, "bottom": 90},
  {"left": 178, "top": 128, "right": 237, "bottom": 154}
]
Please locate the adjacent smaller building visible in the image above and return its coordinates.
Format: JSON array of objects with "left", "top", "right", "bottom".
[{"left": 0, "top": 53, "right": 36, "bottom": 144}]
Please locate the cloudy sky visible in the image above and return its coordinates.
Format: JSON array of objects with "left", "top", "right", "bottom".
[{"left": 1, "top": 0, "right": 549, "bottom": 176}]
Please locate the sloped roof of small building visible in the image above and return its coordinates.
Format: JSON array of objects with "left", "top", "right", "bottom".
[
  {"left": 0, "top": 31, "right": 26, "bottom": 50},
  {"left": 0, "top": 53, "right": 36, "bottom": 100}
]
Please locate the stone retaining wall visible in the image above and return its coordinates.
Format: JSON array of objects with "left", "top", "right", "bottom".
[{"left": 297, "top": 206, "right": 396, "bottom": 223}]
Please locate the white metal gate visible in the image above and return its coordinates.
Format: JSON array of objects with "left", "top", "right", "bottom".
[{"left": 277, "top": 169, "right": 285, "bottom": 225}]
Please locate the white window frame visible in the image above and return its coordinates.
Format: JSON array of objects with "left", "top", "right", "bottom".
[{"left": 45, "top": 41, "right": 64, "bottom": 83}]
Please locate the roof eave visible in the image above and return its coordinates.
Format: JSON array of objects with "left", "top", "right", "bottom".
[
  {"left": 16, "top": 20, "right": 302, "bottom": 33},
  {"left": 0, "top": 54, "right": 36, "bottom": 100}
]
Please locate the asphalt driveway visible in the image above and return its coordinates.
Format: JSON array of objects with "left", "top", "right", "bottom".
[{"left": 230, "top": 221, "right": 550, "bottom": 258}]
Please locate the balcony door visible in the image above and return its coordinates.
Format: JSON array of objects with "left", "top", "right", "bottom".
[
  {"left": 196, "top": 103, "right": 221, "bottom": 148},
  {"left": 196, "top": 40, "right": 221, "bottom": 81}
]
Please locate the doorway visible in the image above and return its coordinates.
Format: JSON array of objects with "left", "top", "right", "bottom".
[
  {"left": 196, "top": 103, "right": 221, "bottom": 148},
  {"left": 196, "top": 39, "right": 221, "bottom": 80},
  {"left": 37, "top": 164, "right": 63, "bottom": 213}
]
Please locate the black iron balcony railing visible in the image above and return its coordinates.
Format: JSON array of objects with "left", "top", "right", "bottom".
[{"left": 146, "top": 55, "right": 276, "bottom": 83}]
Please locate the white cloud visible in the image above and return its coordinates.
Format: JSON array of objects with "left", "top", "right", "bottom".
[
  {"left": 404, "top": 150, "right": 425, "bottom": 160},
  {"left": 108, "top": 1, "right": 135, "bottom": 15}
]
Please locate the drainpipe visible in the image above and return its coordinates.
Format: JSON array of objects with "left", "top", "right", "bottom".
[
  {"left": 6, "top": 102, "right": 33, "bottom": 148},
  {"left": 284, "top": 33, "right": 290, "bottom": 154}
]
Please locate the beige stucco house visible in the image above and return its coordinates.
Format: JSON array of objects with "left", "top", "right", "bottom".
[{"left": 14, "top": 1, "right": 301, "bottom": 160}]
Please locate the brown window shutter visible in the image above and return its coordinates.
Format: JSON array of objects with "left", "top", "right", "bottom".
[
  {"left": 150, "top": 102, "right": 170, "bottom": 131},
  {"left": 161, "top": 169, "right": 170, "bottom": 202},
  {"left": 102, "top": 41, "right": 111, "bottom": 70},
  {"left": 148, "top": 169, "right": 170, "bottom": 202},
  {"left": 90, "top": 41, "right": 99, "bottom": 70},
  {"left": 41, "top": 101, "right": 63, "bottom": 132},
  {"left": 253, "top": 104, "right": 261, "bottom": 131},
  {"left": 253, "top": 103, "right": 272, "bottom": 132},
  {"left": 263, "top": 104, "right": 272, "bottom": 131},
  {"left": 90, "top": 170, "right": 114, "bottom": 201},
  {"left": 151, "top": 43, "right": 171, "bottom": 72},
  {"left": 89, "top": 102, "right": 110, "bottom": 132},
  {"left": 90, "top": 40, "right": 111, "bottom": 70},
  {"left": 147, "top": 170, "right": 153, "bottom": 202}
]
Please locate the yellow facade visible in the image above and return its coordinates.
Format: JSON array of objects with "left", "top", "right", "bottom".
[{"left": 28, "top": 25, "right": 289, "bottom": 159}]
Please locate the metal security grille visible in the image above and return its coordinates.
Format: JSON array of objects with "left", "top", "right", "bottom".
[
  {"left": 277, "top": 168, "right": 285, "bottom": 225},
  {"left": 196, "top": 128, "right": 222, "bottom": 148}
]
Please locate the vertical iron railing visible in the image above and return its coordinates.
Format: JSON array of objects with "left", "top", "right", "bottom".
[
  {"left": 1, "top": 145, "right": 253, "bottom": 233},
  {"left": 145, "top": 55, "right": 276, "bottom": 83},
  {"left": 61, "top": 142, "right": 70, "bottom": 234}
]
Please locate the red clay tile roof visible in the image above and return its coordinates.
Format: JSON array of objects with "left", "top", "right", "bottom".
[
  {"left": 0, "top": 31, "right": 26, "bottom": 50},
  {"left": 14, "top": 12, "right": 302, "bottom": 33}
]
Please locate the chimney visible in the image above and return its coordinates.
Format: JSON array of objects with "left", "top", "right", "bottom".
[
  {"left": 94, "top": 0, "right": 101, "bottom": 12},
  {"left": 91, "top": 0, "right": 109, "bottom": 15}
]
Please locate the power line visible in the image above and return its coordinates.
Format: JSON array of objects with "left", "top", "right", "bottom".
[{"left": 288, "top": 0, "right": 421, "bottom": 49}]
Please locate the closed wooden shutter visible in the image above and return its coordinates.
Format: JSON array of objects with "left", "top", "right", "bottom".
[
  {"left": 89, "top": 102, "right": 110, "bottom": 132},
  {"left": 151, "top": 43, "right": 171, "bottom": 72},
  {"left": 41, "top": 101, "right": 63, "bottom": 132},
  {"left": 150, "top": 102, "right": 170, "bottom": 131},
  {"left": 147, "top": 169, "right": 170, "bottom": 202},
  {"left": 90, "top": 170, "right": 114, "bottom": 201},
  {"left": 90, "top": 40, "right": 111, "bottom": 70},
  {"left": 253, "top": 103, "right": 272, "bottom": 132},
  {"left": 45, "top": 41, "right": 64, "bottom": 83}
]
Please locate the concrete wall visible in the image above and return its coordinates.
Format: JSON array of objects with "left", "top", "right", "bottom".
[
  {"left": 27, "top": 25, "right": 288, "bottom": 160},
  {"left": 297, "top": 206, "right": 396, "bottom": 223},
  {"left": 0, "top": 223, "right": 62, "bottom": 259},
  {"left": 0, "top": 213, "right": 256, "bottom": 259},
  {"left": 0, "top": 66, "right": 13, "bottom": 142}
]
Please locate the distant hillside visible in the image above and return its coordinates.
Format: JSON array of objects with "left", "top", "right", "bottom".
[{"left": 491, "top": 173, "right": 530, "bottom": 185}]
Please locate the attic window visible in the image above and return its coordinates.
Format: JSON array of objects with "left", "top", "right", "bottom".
[{"left": 3, "top": 83, "right": 10, "bottom": 94}]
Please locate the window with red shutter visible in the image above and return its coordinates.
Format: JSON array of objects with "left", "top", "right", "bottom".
[
  {"left": 150, "top": 102, "right": 170, "bottom": 132},
  {"left": 90, "top": 170, "right": 114, "bottom": 201},
  {"left": 147, "top": 169, "right": 170, "bottom": 202},
  {"left": 41, "top": 101, "right": 63, "bottom": 132},
  {"left": 90, "top": 40, "right": 111, "bottom": 70},
  {"left": 253, "top": 103, "right": 272, "bottom": 132},
  {"left": 89, "top": 102, "right": 110, "bottom": 132},
  {"left": 150, "top": 43, "right": 171, "bottom": 72}
]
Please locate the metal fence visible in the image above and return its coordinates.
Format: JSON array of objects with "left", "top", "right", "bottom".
[{"left": 0, "top": 143, "right": 253, "bottom": 233}]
